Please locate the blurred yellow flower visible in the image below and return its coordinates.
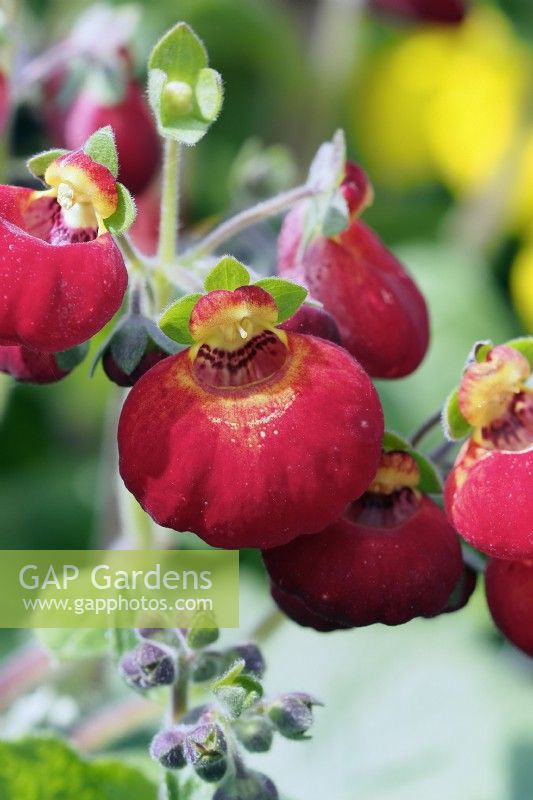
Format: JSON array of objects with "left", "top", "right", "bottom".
[
  {"left": 353, "top": 7, "right": 530, "bottom": 196},
  {"left": 510, "top": 239, "right": 533, "bottom": 332}
]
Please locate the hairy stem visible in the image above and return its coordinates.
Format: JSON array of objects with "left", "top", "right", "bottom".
[
  {"left": 183, "top": 184, "right": 317, "bottom": 261},
  {"left": 410, "top": 410, "right": 443, "bottom": 449},
  {"left": 250, "top": 607, "right": 284, "bottom": 643},
  {"left": 158, "top": 139, "right": 182, "bottom": 265},
  {"left": 171, "top": 652, "right": 189, "bottom": 723}
]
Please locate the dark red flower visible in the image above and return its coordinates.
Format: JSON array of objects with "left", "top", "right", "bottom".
[
  {"left": 278, "top": 162, "right": 429, "bottom": 378},
  {"left": 64, "top": 80, "right": 161, "bottom": 195},
  {"left": 445, "top": 345, "right": 533, "bottom": 560},
  {"left": 118, "top": 285, "right": 383, "bottom": 549},
  {"left": 0, "top": 150, "right": 127, "bottom": 352},
  {"left": 369, "top": 0, "right": 466, "bottom": 24},
  {"left": 485, "top": 558, "right": 533, "bottom": 657},
  {"left": 0, "top": 345, "right": 69, "bottom": 383},
  {"left": 264, "top": 451, "right": 462, "bottom": 628},
  {"left": 270, "top": 583, "right": 348, "bottom": 633}
]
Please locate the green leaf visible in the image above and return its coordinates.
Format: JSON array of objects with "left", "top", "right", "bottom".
[
  {"left": 26, "top": 149, "right": 68, "bottom": 180},
  {"left": 196, "top": 68, "right": 224, "bottom": 122},
  {"left": 254, "top": 277, "right": 307, "bottom": 323},
  {"left": 442, "top": 387, "right": 473, "bottom": 442},
  {"left": 0, "top": 737, "right": 157, "bottom": 800},
  {"left": 36, "top": 628, "right": 109, "bottom": 661},
  {"left": 204, "top": 256, "right": 250, "bottom": 292},
  {"left": 506, "top": 336, "right": 533, "bottom": 368},
  {"left": 106, "top": 183, "right": 136, "bottom": 235},
  {"left": 83, "top": 125, "right": 119, "bottom": 177},
  {"left": 322, "top": 188, "right": 350, "bottom": 238},
  {"left": 382, "top": 431, "right": 442, "bottom": 494},
  {"left": 55, "top": 341, "right": 90, "bottom": 371},
  {"left": 159, "top": 293, "right": 204, "bottom": 345}
]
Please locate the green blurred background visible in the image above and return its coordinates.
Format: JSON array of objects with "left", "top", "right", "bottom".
[{"left": 2, "top": 1, "right": 533, "bottom": 798}]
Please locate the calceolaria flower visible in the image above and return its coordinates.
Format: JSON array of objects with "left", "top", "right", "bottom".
[
  {"left": 0, "top": 127, "right": 133, "bottom": 352},
  {"left": 118, "top": 258, "right": 384, "bottom": 550},
  {"left": 278, "top": 161, "right": 429, "bottom": 379},
  {"left": 445, "top": 342, "right": 533, "bottom": 560},
  {"left": 264, "top": 447, "right": 462, "bottom": 629}
]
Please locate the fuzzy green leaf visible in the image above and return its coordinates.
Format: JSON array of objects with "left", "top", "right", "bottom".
[
  {"left": 159, "top": 293, "right": 203, "bottom": 345},
  {"left": 442, "top": 388, "right": 473, "bottom": 442},
  {"left": 105, "top": 183, "right": 136, "bottom": 235},
  {"left": 254, "top": 277, "right": 307, "bottom": 323},
  {"left": 0, "top": 737, "right": 157, "bottom": 799},
  {"left": 204, "top": 256, "right": 250, "bottom": 292},
  {"left": 83, "top": 125, "right": 119, "bottom": 177},
  {"left": 506, "top": 336, "right": 533, "bottom": 368},
  {"left": 382, "top": 431, "right": 442, "bottom": 495},
  {"left": 55, "top": 341, "right": 90, "bottom": 371},
  {"left": 26, "top": 149, "right": 68, "bottom": 179}
]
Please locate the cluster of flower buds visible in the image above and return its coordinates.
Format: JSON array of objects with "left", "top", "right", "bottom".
[
  {"left": 116, "top": 617, "right": 318, "bottom": 799},
  {"left": 442, "top": 338, "right": 533, "bottom": 656}
]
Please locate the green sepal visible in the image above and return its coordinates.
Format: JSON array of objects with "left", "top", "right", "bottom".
[
  {"left": 382, "top": 431, "right": 443, "bottom": 494},
  {"left": 26, "top": 149, "right": 68, "bottom": 180},
  {"left": 159, "top": 293, "right": 203, "bottom": 345},
  {"left": 149, "top": 22, "right": 208, "bottom": 83},
  {"left": 322, "top": 187, "right": 350, "bottom": 238},
  {"left": 204, "top": 256, "right": 250, "bottom": 292},
  {"left": 110, "top": 317, "right": 149, "bottom": 375},
  {"left": 213, "top": 661, "right": 264, "bottom": 720},
  {"left": 148, "top": 23, "right": 223, "bottom": 145},
  {"left": 299, "top": 129, "right": 349, "bottom": 248},
  {"left": 506, "top": 335, "right": 533, "bottom": 368},
  {"left": 83, "top": 125, "right": 119, "bottom": 177},
  {"left": 254, "top": 277, "right": 307, "bottom": 323},
  {"left": 106, "top": 183, "right": 136, "bottom": 235},
  {"left": 469, "top": 339, "right": 493, "bottom": 364},
  {"left": 442, "top": 388, "right": 473, "bottom": 442},
  {"left": 55, "top": 341, "right": 90, "bottom": 371},
  {"left": 196, "top": 68, "right": 224, "bottom": 122},
  {"left": 186, "top": 611, "right": 219, "bottom": 650}
]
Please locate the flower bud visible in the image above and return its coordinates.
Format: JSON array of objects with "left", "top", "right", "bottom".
[
  {"left": 162, "top": 80, "right": 195, "bottom": 116},
  {"left": 184, "top": 723, "right": 228, "bottom": 783},
  {"left": 119, "top": 642, "right": 175, "bottom": 690},
  {"left": 266, "top": 693, "right": 317, "bottom": 740},
  {"left": 150, "top": 726, "right": 188, "bottom": 769},
  {"left": 234, "top": 716, "right": 274, "bottom": 753},
  {"left": 226, "top": 644, "right": 265, "bottom": 678},
  {"left": 191, "top": 651, "right": 224, "bottom": 683},
  {"left": 213, "top": 771, "right": 278, "bottom": 800}
]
